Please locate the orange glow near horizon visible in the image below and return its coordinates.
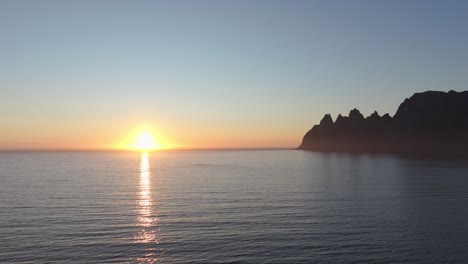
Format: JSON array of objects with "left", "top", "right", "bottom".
[{"left": 0, "top": 122, "right": 301, "bottom": 150}]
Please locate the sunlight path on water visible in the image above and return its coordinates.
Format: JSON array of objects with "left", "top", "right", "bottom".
[{"left": 135, "top": 152, "right": 161, "bottom": 263}]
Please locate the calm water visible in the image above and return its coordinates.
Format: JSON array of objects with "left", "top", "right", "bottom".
[{"left": 1, "top": 150, "right": 468, "bottom": 263}]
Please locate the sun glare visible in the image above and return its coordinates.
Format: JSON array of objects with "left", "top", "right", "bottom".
[
  {"left": 115, "top": 128, "right": 170, "bottom": 151},
  {"left": 133, "top": 132, "right": 160, "bottom": 150}
]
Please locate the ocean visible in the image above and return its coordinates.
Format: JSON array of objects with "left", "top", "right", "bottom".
[{"left": 1, "top": 150, "right": 468, "bottom": 263}]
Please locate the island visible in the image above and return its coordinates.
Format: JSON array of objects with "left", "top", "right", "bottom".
[{"left": 298, "top": 90, "right": 468, "bottom": 155}]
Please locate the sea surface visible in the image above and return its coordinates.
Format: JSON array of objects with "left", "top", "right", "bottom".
[{"left": 1, "top": 150, "right": 468, "bottom": 263}]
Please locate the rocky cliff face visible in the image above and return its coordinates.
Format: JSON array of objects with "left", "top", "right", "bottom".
[{"left": 298, "top": 90, "right": 468, "bottom": 155}]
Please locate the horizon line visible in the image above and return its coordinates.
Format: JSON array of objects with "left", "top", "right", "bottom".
[{"left": 0, "top": 147, "right": 296, "bottom": 152}]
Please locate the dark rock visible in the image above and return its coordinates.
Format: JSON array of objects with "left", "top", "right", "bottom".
[
  {"left": 320, "top": 114, "right": 334, "bottom": 126},
  {"left": 298, "top": 90, "right": 468, "bottom": 155},
  {"left": 368, "top": 111, "right": 380, "bottom": 120},
  {"left": 349, "top": 108, "right": 365, "bottom": 121}
]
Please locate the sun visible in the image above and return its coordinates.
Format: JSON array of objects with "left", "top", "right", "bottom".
[
  {"left": 114, "top": 128, "right": 171, "bottom": 151},
  {"left": 133, "top": 132, "right": 160, "bottom": 150}
]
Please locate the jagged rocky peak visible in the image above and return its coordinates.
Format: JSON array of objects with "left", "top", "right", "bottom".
[
  {"left": 367, "top": 111, "right": 381, "bottom": 121},
  {"left": 382, "top": 113, "right": 391, "bottom": 120},
  {"left": 319, "top": 114, "right": 334, "bottom": 126},
  {"left": 348, "top": 108, "right": 364, "bottom": 121}
]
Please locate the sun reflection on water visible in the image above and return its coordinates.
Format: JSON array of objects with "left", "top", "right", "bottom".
[{"left": 135, "top": 152, "right": 161, "bottom": 263}]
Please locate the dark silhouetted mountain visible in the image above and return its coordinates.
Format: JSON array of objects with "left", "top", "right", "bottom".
[{"left": 298, "top": 90, "right": 468, "bottom": 155}]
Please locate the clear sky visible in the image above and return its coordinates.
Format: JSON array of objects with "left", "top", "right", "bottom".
[{"left": 2, "top": 0, "right": 468, "bottom": 150}]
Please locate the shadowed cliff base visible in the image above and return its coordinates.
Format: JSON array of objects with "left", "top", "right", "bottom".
[{"left": 299, "top": 90, "right": 468, "bottom": 156}]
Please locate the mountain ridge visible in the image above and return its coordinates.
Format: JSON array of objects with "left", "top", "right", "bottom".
[{"left": 298, "top": 90, "right": 468, "bottom": 155}]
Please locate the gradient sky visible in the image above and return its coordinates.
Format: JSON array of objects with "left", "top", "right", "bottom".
[{"left": 2, "top": 0, "right": 468, "bottom": 149}]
